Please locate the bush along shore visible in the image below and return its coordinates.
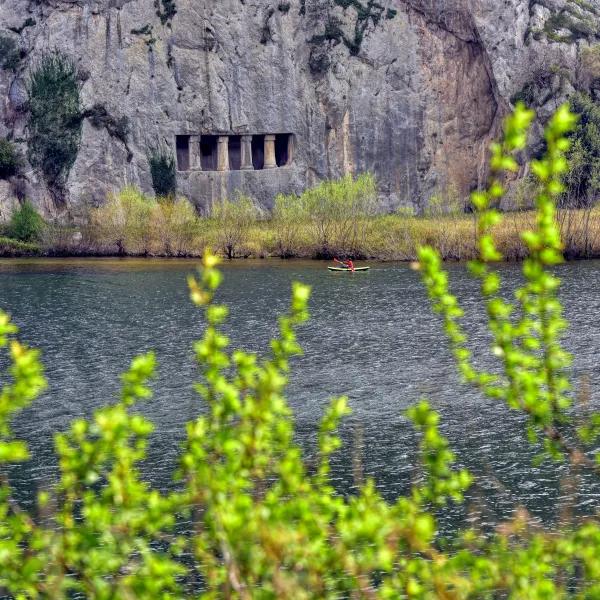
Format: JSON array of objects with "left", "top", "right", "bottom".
[{"left": 4, "top": 173, "right": 600, "bottom": 261}]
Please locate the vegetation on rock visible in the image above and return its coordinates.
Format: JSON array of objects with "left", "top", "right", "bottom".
[
  {"left": 148, "top": 146, "right": 177, "bottom": 199},
  {"left": 308, "top": 0, "right": 396, "bottom": 70},
  {"left": 27, "top": 53, "right": 81, "bottom": 195},
  {"left": 540, "top": 2, "right": 600, "bottom": 43},
  {"left": 8, "top": 17, "right": 36, "bottom": 36},
  {"left": 155, "top": 0, "right": 177, "bottom": 25},
  {"left": 84, "top": 104, "right": 131, "bottom": 156},
  {"left": 563, "top": 92, "right": 600, "bottom": 207},
  {"left": 0, "top": 138, "right": 21, "bottom": 179},
  {"left": 334, "top": 0, "right": 393, "bottom": 55},
  {"left": 0, "top": 34, "right": 21, "bottom": 71},
  {"left": 579, "top": 44, "right": 600, "bottom": 87}
]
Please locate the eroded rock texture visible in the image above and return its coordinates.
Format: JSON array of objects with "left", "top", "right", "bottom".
[{"left": 0, "top": 0, "right": 599, "bottom": 218}]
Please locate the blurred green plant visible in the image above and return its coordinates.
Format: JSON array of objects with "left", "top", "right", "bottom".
[
  {"left": 419, "top": 103, "right": 585, "bottom": 462},
  {"left": 2, "top": 105, "right": 600, "bottom": 598}
]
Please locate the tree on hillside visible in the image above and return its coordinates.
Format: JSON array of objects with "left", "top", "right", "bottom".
[{"left": 563, "top": 93, "right": 600, "bottom": 206}]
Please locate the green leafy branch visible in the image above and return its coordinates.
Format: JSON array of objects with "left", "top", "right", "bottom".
[{"left": 418, "top": 103, "right": 600, "bottom": 470}]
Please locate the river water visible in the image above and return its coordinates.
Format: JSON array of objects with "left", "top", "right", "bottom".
[{"left": 1, "top": 257, "right": 600, "bottom": 531}]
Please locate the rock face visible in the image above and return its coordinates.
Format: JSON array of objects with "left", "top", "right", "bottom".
[{"left": 0, "top": 0, "right": 599, "bottom": 219}]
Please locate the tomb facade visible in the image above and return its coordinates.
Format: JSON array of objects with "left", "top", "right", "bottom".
[{"left": 176, "top": 133, "right": 294, "bottom": 173}]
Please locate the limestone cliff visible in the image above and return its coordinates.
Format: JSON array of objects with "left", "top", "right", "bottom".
[{"left": 0, "top": 0, "right": 599, "bottom": 219}]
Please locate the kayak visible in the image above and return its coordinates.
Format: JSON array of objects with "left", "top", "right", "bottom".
[{"left": 328, "top": 266, "right": 370, "bottom": 272}]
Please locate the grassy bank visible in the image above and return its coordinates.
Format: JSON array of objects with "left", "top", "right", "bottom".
[
  {"left": 237, "top": 206, "right": 600, "bottom": 261},
  {"left": 27, "top": 205, "right": 600, "bottom": 261},
  {"left": 5, "top": 178, "right": 600, "bottom": 261}
]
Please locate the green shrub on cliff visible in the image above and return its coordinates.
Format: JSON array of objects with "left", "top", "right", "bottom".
[
  {"left": 563, "top": 92, "right": 600, "bottom": 206},
  {"left": 0, "top": 34, "right": 21, "bottom": 71},
  {"left": 148, "top": 146, "right": 177, "bottom": 198},
  {"left": 27, "top": 52, "right": 81, "bottom": 191},
  {"left": 0, "top": 138, "right": 21, "bottom": 179}
]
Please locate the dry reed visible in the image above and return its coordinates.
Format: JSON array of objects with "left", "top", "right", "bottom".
[{"left": 37, "top": 206, "right": 600, "bottom": 261}]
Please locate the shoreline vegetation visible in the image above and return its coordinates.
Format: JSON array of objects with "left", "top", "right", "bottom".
[
  {"left": 0, "top": 91, "right": 599, "bottom": 262},
  {"left": 4, "top": 174, "right": 600, "bottom": 261}
]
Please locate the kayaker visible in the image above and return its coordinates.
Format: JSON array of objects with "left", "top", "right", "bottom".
[{"left": 334, "top": 257, "right": 355, "bottom": 272}]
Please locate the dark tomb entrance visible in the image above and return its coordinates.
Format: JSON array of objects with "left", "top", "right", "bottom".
[
  {"left": 176, "top": 135, "right": 190, "bottom": 171},
  {"left": 275, "top": 133, "right": 292, "bottom": 167},
  {"left": 200, "top": 135, "right": 218, "bottom": 171},
  {"left": 251, "top": 135, "right": 265, "bottom": 170},
  {"left": 228, "top": 136, "right": 241, "bottom": 170}
]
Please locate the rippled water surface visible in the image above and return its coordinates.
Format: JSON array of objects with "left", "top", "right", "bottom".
[{"left": 1, "top": 257, "right": 600, "bottom": 529}]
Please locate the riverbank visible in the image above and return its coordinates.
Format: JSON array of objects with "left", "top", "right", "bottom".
[{"left": 6, "top": 206, "right": 600, "bottom": 261}]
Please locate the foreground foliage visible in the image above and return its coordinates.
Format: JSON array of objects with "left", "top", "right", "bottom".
[{"left": 1, "top": 105, "right": 600, "bottom": 598}]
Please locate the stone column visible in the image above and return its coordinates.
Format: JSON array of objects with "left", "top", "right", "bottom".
[
  {"left": 240, "top": 135, "right": 254, "bottom": 170},
  {"left": 286, "top": 134, "right": 294, "bottom": 166},
  {"left": 263, "top": 134, "right": 277, "bottom": 169},
  {"left": 189, "top": 135, "right": 201, "bottom": 170},
  {"left": 217, "top": 136, "right": 229, "bottom": 172}
]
